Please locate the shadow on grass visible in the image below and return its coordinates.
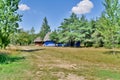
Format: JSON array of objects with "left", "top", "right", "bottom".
[
  {"left": 18, "top": 48, "right": 45, "bottom": 53},
  {"left": 103, "top": 51, "right": 120, "bottom": 55},
  {"left": 103, "top": 51, "right": 120, "bottom": 58},
  {"left": 0, "top": 53, "right": 25, "bottom": 64}
]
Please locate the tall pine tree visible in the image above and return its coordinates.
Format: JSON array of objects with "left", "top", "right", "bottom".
[{"left": 39, "top": 17, "right": 51, "bottom": 40}]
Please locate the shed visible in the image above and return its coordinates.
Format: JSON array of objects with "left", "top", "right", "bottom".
[
  {"left": 34, "top": 37, "right": 43, "bottom": 46},
  {"left": 43, "top": 32, "right": 55, "bottom": 46}
]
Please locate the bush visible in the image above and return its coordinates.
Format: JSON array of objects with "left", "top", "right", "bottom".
[
  {"left": 0, "top": 53, "right": 9, "bottom": 63},
  {"left": 0, "top": 53, "right": 25, "bottom": 64}
]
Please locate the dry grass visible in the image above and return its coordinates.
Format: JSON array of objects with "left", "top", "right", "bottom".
[{"left": 1, "top": 46, "right": 120, "bottom": 80}]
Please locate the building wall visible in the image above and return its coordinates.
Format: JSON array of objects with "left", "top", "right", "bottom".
[
  {"left": 35, "top": 42, "right": 43, "bottom": 46},
  {"left": 43, "top": 41, "right": 55, "bottom": 47}
]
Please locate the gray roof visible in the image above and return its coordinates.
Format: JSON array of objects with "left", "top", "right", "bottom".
[
  {"left": 34, "top": 37, "right": 43, "bottom": 42},
  {"left": 43, "top": 32, "right": 52, "bottom": 41}
]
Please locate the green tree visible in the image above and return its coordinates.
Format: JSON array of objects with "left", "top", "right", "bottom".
[
  {"left": 50, "top": 30, "right": 58, "bottom": 43},
  {"left": 16, "top": 29, "right": 31, "bottom": 45},
  {"left": 77, "top": 15, "right": 90, "bottom": 47},
  {"left": 30, "top": 27, "right": 35, "bottom": 35},
  {"left": 29, "top": 27, "right": 36, "bottom": 44},
  {"left": 39, "top": 17, "right": 51, "bottom": 40},
  {"left": 10, "top": 28, "right": 37, "bottom": 46},
  {"left": 92, "top": 30, "right": 103, "bottom": 48},
  {"left": 74, "top": 15, "right": 93, "bottom": 47},
  {"left": 90, "top": 19, "right": 104, "bottom": 48},
  {"left": 58, "top": 13, "right": 79, "bottom": 46},
  {"left": 97, "top": 0, "right": 120, "bottom": 53},
  {"left": 0, "top": 0, "right": 21, "bottom": 49},
  {"left": 58, "top": 13, "right": 94, "bottom": 47}
]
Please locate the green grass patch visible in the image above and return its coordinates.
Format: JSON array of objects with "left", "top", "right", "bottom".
[
  {"left": 0, "top": 49, "right": 32, "bottom": 80},
  {"left": 95, "top": 69, "right": 120, "bottom": 80},
  {"left": 0, "top": 53, "right": 25, "bottom": 64},
  {"left": 0, "top": 62, "right": 32, "bottom": 80}
]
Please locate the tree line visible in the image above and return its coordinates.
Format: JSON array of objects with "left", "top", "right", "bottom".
[
  {"left": 0, "top": 0, "right": 120, "bottom": 50},
  {"left": 50, "top": 0, "right": 120, "bottom": 50}
]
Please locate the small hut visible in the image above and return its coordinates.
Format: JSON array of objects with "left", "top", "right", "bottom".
[
  {"left": 43, "top": 32, "right": 55, "bottom": 46},
  {"left": 34, "top": 37, "right": 43, "bottom": 46}
]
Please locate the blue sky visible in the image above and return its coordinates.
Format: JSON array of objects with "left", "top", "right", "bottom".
[{"left": 18, "top": 0, "right": 104, "bottom": 33}]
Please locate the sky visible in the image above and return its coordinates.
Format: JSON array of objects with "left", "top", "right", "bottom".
[{"left": 18, "top": 0, "right": 104, "bottom": 33}]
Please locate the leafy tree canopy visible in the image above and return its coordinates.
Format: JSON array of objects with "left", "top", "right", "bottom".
[{"left": 0, "top": 0, "right": 21, "bottom": 49}]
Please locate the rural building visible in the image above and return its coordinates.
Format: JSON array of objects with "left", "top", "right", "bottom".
[
  {"left": 34, "top": 37, "right": 43, "bottom": 46},
  {"left": 43, "top": 32, "right": 55, "bottom": 46}
]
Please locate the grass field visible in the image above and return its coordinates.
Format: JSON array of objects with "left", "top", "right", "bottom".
[{"left": 0, "top": 46, "right": 120, "bottom": 80}]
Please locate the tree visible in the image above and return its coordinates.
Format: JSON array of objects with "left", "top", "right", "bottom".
[
  {"left": 15, "top": 29, "right": 31, "bottom": 45},
  {"left": 30, "top": 27, "right": 35, "bottom": 35},
  {"left": 11, "top": 28, "right": 37, "bottom": 46},
  {"left": 50, "top": 30, "right": 58, "bottom": 43},
  {"left": 97, "top": 0, "right": 120, "bottom": 53},
  {"left": 75, "top": 15, "right": 91, "bottom": 47},
  {"left": 58, "top": 13, "right": 79, "bottom": 46},
  {"left": 0, "top": 0, "right": 21, "bottom": 49},
  {"left": 91, "top": 19, "right": 104, "bottom": 48},
  {"left": 39, "top": 17, "right": 51, "bottom": 40},
  {"left": 58, "top": 13, "right": 94, "bottom": 47},
  {"left": 92, "top": 30, "right": 104, "bottom": 48},
  {"left": 73, "top": 15, "right": 93, "bottom": 47},
  {"left": 29, "top": 27, "right": 36, "bottom": 44}
]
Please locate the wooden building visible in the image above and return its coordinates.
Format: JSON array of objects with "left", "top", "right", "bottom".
[
  {"left": 34, "top": 37, "right": 43, "bottom": 46},
  {"left": 43, "top": 32, "right": 55, "bottom": 47}
]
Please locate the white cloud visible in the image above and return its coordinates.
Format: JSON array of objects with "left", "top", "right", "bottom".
[
  {"left": 18, "top": 4, "right": 30, "bottom": 11},
  {"left": 72, "top": 0, "right": 94, "bottom": 14}
]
